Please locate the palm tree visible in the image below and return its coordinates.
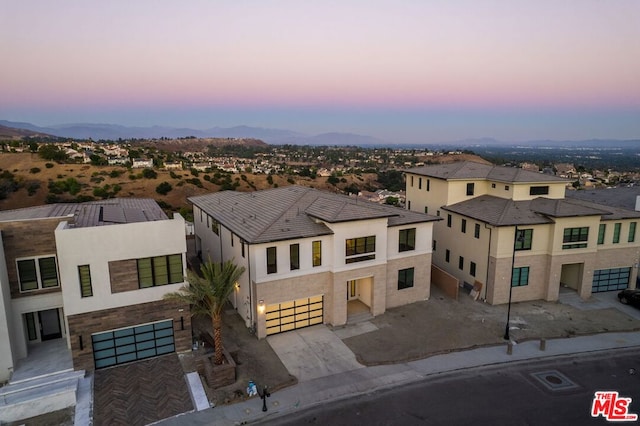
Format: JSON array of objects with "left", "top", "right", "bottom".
[{"left": 165, "top": 259, "right": 245, "bottom": 365}]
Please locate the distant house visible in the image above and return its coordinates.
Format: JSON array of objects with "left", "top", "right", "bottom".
[
  {"left": 555, "top": 163, "right": 577, "bottom": 179},
  {"left": 190, "top": 186, "right": 440, "bottom": 338},
  {"left": 131, "top": 158, "right": 153, "bottom": 169},
  {"left": 163, "top": 161, "right": 183, "bottom": 171}
]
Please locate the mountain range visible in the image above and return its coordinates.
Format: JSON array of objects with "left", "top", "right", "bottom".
[{"left": 1, "top": 120, "right": 639, "bottom": 148}]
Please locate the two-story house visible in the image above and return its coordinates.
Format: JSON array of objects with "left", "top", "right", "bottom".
[
  {"left": 0, "top": 198, "right": 191, "bottom": 382},
  {"left": 405, "top": 161, "right": 640, "bottom": 305},
  {"left": 190, "top": 185, "right": 440, "bottom": 339}
]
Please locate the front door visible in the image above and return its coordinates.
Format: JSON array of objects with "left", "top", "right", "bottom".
[
  {"left": 38, "top": 309, "right": 62, "bottom": 341},
  {"left": 347, "top": 280, "right": 358, "bottom": 301}
]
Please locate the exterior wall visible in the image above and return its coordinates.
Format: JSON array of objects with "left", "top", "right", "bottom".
[
  {"left": 385, "top": 253, "right": 431, "bottom": 308},
  {"left": 594, "top": 247, "right": 640, "bottom": 290},
  {"left": 446, "top": 180, "right": 489, "bottom": 205},
  {"left": 67, "top": 299, "right": 191, "bottom": 371},
  {"left": 332, "top": 263, "right": 388, "bottom": 326},
  {"left": 55, "top": 214, "right": 187, "bottom": 316},
  {"left": 512, "top": 182, "right": 566, "bottom": 201},
  {"left": 431, "top": 264, "right": 459, "bottom": 299},
  {"left": 193, "top": 205, "right": 223, "bottom": 264},
  {"left": 0, "top": 235, "right": 14, "bottom": 382},
  {"left": 405, "top": 173, "right": 448, "bottom": 215},
  {"left": 488, "top": 254, "right": 550, "bottom": 304},
  {"left": 9, "top": 292, "right": 64, "bottom": 360}
]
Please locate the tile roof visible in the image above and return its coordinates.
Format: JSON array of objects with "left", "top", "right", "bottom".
[
  {"left": 406, "top": 161, "right": 568, "bottom": 183},
  {"left": 0, "top": 198, "right": 167, "bottom": 227},
  {"left": 565, "top": 187, "right": 640, "bottom": 212},
  {"left": 189, "top": 186, "right": 439, "bottom": 244},
  {"left": 442, "top": 194, "right": 631, "bottom": 226}
]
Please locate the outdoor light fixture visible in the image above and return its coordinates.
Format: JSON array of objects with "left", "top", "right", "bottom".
[
  {"left": 504, "top": 227, "right": 525, "bottom": 341},
  {"left": 235, "top": 282, "right": 240, "bottom": 290},
  {"left": 258, "top": 300, "right": 265, "bottom": 314}
]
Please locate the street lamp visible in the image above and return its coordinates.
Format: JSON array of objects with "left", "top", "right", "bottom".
[{"left": 504, "top": 227, "right": 525, "bottom": 341}]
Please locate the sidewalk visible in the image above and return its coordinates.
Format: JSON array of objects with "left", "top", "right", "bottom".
[{"left": 161, "top": 329, "right": 640, "bottom": 425}]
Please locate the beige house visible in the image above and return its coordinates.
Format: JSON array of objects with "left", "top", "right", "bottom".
[
  {"left": 0, "top": 199, "right": 190, "bottom": 382},
  {"left": 405, "top": 161, "right": 640, "bottom": 305},
  {"left": 190, "top": 185, "right": 439, "bottom": 339}
]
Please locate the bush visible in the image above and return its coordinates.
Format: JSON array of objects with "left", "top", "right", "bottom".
[
  {"left": 29, "top": 167, "right": 41, "bottom": 174},
  {"left": 142, "top": 168, "right": 157, "bottom": 179},
  {"left": 45, "top": 163, "right": 54, "bottom": 168},
  {"left": 156, "top": 182, "right": 173, "bottom": 195},
  {"left": 185, "top": 178, "right": 203, "bottom": 188}
]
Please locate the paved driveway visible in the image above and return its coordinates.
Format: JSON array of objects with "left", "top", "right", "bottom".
[{"left": 267, "top": 325, "right": 363, "bottom": 382}]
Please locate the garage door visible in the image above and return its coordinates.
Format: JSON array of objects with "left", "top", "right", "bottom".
[
  {"left": 592, "top": 267, "right": 631, "bottom": 293},
  {"left": 266, "top": 295, "right": 323, "bottom": 336},
  {"left": 92, "top": 319, "right": 175, "bottom": 369}
]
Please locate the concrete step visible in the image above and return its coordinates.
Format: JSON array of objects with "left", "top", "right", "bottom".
[
  {"left": 0, "top": 369, "right": 85, "bottom": 406},
  {"left": 347, "top": 311, "right": 373, "bottom": 324}
]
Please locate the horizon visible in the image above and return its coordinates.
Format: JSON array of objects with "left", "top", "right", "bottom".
[{"left": 1, "top": 1, "right": 639, "bottom": 143}]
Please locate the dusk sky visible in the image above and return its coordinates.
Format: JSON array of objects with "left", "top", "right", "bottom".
[{"left": 1, "top": 1, "right": 639, "bottom": 143}]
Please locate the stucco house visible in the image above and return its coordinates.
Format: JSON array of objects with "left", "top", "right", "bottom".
[
  {"left": 189, "top": 185, "right": 440, "bottom": 339},
  {"left": 0, "top": 198, "right": 190, "bottom": 382},
  {"left": 404, "top": 161, "right": 640, "bottom": 305}
]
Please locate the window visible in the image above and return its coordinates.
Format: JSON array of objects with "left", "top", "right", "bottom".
[
  {"left": 613, "top": 223, "right": 621, "bottom": 244},
  {"left": 445, "top": 249, "right": 450, "bottom": 263},
  {"left": 17, "top": 256, "right": 59, "bottom": 292},
  {"left": 345, "top": 236, "right": 376, "bottom": 263},
  {"left": 505, "top": 185, "right": 509, "bottom": 191},
  {"left": 466, "top": 183, "right": 475, "bottom": 196},
  {"left": 267, "top": 247, "right": 277, "bottom": 274},
  {"left": 512, "top": 266, "right": 530, "bottom": 287},
  {"left": 426, "top": 179, "right": 430, "bottom": 191},
  {"left": 529, "top": 186, "right": 549, "bottom": 195},
  {"left": 491, "top": 183, "right": 496, "bottom": 189},
  {"left": 137, "top": 254, "right": 183, "bottom": 288},
  {"left": 418, "top": 178, "right": 422, "bottom": 189},
  {"left": 562, "top": 227, "right": 589, "bottom": 249},
  {"left": 241, "top": 241, "right": 245, "bottom": 258},
  {"left": 211, "top": 218, "right": 220, "bottom": 235},
  {"left": 458, "top": 256, "right": 464, "bottom": 270},
  {"left": 312, "top": 240, "right": 322, "bottom": 267},
  {"left": 78, "top": 265, "right": 93, "bottom": 297},
  {"left": 399, "top": 228, "right": 416, "bottom": 252},
  {"left": 598, "top": 224, "right": 606, "bottom": 245},
  {"left": 447, "top": 214, "right": 452, "bottom": 227},
  {"left": 515, "top": 229, "right": 533, "bottom": 251},
  {"left": 408, "top": 200, "right": 411, "bottom": 210},
  {"left": 25, "top": 312, "right": 37, "bottom": 341},
  {"left": 410, "top": 176, "right": 414, "bottom": 187},
  {"left": 470, "top": 261, "right": 476, "bottom": 277},
  {"left": 231, "top": 234, "right": 234, "bottom": 247},
  {"left": 461, "top": 219, "right": 467, "bottom": 233},
  {"left": 474, "top": 223, "right": 480, "bottom": 239},
  {"left": 290, "top": 244, "right": 300, "bottom": 270},
  {"left": 398, "top": 267, "right": 414, "bottom": 290},
  {"left": 437, "top": 210, "right": 440, "bottom": 217},
  {"left": 432, "top": 240, "right": 436, "bottom": 251},
  {"left": 629, "top": 222, "right": 637, "bottom": 243},
  {"left": 424, "top": 206, "right": 428, "bottom": 214}
]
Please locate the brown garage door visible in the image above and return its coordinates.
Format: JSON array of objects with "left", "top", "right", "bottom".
[{"left": 266, "top": 295, "right": 323, "bottom": 335}]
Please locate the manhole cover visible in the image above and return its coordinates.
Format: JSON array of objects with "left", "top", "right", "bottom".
[{"left": 530, "top": 370, "right": 579, "bottom": 391}]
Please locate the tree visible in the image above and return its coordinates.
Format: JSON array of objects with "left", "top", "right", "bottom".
[
  {"left": 164, "top": 260, "right": 245, "bottom": 365},
  {"left": 156, "top": 181, "right": 173, "bottom": 195}
]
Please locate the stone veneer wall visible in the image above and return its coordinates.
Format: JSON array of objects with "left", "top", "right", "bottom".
[
  {"left": 108, "top": 259, "right": 139, "bottom": 293},
  {"left": 67, "top": 299, "right": 191, "bottom": 371},
  {"left": 0, "top": 217, "right": 67, "bottom": 299}
]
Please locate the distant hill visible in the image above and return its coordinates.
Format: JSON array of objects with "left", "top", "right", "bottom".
[{"left": 0, "top": 124, "right": 57, "bottom": 140}]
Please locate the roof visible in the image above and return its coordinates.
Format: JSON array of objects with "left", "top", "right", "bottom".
[
  {"left": 565, "top": 187, "right": 640, "bottom": 212},
  {"left": 441, "top": 194, "right": 638, "bottom": 226},
  {"left": 405, "top": 161, "right": 568, "bottom": 184},
  {"left": 0, "top": 198, "right": 168, "bottom": 228},
  {"left": 189, "top": 186, "right": 440, "bottom": 244}
]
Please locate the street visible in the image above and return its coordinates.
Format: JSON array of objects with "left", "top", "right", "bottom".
[{"left": 260, "top": 349, "right": 640, "bottom": 426}]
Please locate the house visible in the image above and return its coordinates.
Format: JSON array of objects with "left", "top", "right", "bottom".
[
  {"left": 131, "top": 158, "right": 153, "bottom": 168},
  {"left": 0, "top": 199, "right": 190, "bottom": 382},
  {"left": 189, "top": 185, "right": 440, "bottom": 339},
  {"left": 404, "top": 161, "right": 640, "bottom": 305}
]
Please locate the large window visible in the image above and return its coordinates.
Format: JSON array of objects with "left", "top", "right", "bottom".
[
  {"left": 629, "top": 222, "right": 637, "bottom": 243},
  {"left": 398, "top": 267, "right": 415, "bottom": 290},
  {"left": 461, "top": 219, "right": 467, "bottom": 233},
  {"left": 613, "top": 223, "right": 621, "bottom": 244},
  {"left": 267, "top": 247, "right": 277, "bottom": 274},
  {"left": 515, "top": 229, "right": 533, "bottom": 251},
  {"left": 137, "top": 254, "right": 183, "bottom": 288},
  {"left": 447, "top": 214, "right": 452, "bottom": 227},
  {"left": 598, "top": 224, "right": 606, "bottom": 245},
  {"left": 474, "top": 223, "right": 480, "bottom": 239},
  {"left": 78, "top": 265, "right": 93, "bottom": 297},
  {"left": 345, "top": 236, "right": 376, "bottom": 264},
  {"left": 563, "top": 227, "right": 589, "bottom": 249},
  {"left": 470, "top": 261, "right": 476, "bottom": 277},
  {"left": 511, "top": 266, "right": 529, "bottom": 287},
  {"left": 312, "top": 240, "right": 322, "bottom": 267},
  {"left": 17, "top": 256, "right": 59, "bottom": 292},
  {"left": 211, "top": 218, "right": 220, "bottom": 235},
  {"left": 529, "top": 186, "right": 549, "bottom": 196},
  {"left": 445, "top": 249, "right": 450, "bottom": 263},
  {"left": 290, "top": 244, "right": 300, "bottom": 270},
  {"left": 466, "top": 182, "right": 475, "bottom": 196},
  {"left": 458, "top": 256, "right": 464, "bottom": 270},
  {"left": 399, "top": 228, "right": 416, "bottom": 252}
]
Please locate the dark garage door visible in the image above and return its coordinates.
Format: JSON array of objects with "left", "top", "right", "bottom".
[
  {"left": 92, "top": 319, "right": 175, "bottom": 369},
  {"left": 592, "top": 267, "right": 631, "bottom": 293}
]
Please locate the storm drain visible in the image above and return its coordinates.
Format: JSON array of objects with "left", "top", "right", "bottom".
[{"left": 530, "top": 370, "right": 579, "bottom": 391}]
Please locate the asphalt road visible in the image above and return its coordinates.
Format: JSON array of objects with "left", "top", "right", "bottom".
[{"left": 260, "top": 349, "right": 640, "bottom": 426}]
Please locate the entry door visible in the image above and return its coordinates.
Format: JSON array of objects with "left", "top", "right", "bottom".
[
  {"left": 38, "top": 309, "right": 62, "bottom": 341},
  {"left": 347, "top": 280, "right": 358, "bottom": 301}
]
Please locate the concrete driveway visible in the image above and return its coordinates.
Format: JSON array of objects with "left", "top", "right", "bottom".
[{"left": 267, "top": 325, "right": 363, "bottom": 382}]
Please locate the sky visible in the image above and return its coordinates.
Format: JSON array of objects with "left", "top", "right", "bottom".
[{"left": 1, "top": 1, "right": 639, "bottom": 143}]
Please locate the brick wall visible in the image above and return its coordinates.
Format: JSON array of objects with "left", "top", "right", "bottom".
[
  {"left": 0, "top": 217, "right": 66, "bottom": 299},
  {"left": 67, "top": 299, "right": 191, "bottom": 371}
]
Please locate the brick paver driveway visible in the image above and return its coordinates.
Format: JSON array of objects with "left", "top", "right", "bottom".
[{"left": 93, "top": 354, "right": 193, "bottom": 426}]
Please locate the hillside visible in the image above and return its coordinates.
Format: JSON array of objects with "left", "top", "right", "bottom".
[{"left": 0, "top": 124, "right": 56, "bottom": 140}]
